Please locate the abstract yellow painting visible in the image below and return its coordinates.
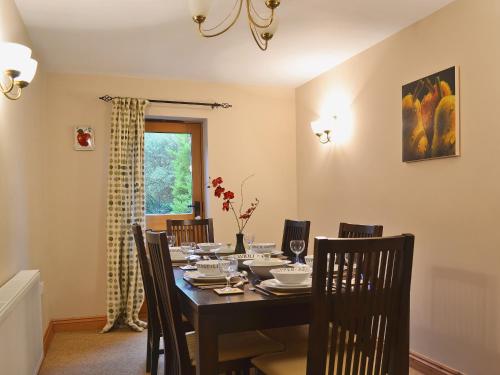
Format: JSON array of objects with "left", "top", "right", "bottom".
[{"left": 402, "top": 66, "right": 459, "bottom": 162}]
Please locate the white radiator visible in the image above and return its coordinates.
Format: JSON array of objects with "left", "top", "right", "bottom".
[{"left": 0, "top": 270, "right": 43, "bottom": 375}]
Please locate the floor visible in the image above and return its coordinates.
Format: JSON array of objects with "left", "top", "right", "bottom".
[{"left": 39, "top": 329, "right": 424, "bottom": 375}]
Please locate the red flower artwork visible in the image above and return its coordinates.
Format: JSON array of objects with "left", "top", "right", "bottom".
[{"left": 208, "top": 175, "right": 259, "bottom": 234}]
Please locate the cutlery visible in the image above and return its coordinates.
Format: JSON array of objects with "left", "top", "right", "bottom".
[{"left": 249, "top": 286, "right": 271, "bottom": 296}]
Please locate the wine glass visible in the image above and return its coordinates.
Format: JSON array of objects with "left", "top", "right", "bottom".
[
  {"left": 166, "top": 234, "right": 176, "bottom": 248},
  {"left": 218, "top": 258, "right": 238, "bottom": 292},
  {"left": 290, "top": 240, "right": 306, "bottom": 265},
  {"left": 244, "top": 234, "right": 255, "bottom": 253}
]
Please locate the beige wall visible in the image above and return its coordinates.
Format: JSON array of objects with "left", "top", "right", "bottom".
[
  {"left": 0, "top": 0, "right": 49, "bottom": 327},
  {"left": 295, "top": 0, "right": 499, "bottom": 373},
  {"left": 43, "top": 73, "right": 297, "bottom": 320}
]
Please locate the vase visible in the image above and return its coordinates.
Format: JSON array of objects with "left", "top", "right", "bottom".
[{"left": 235, "top": 233, "right": 245, "bottom": 254}]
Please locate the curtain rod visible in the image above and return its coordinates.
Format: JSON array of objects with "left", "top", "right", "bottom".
[{"left": 98, "top": 95, "right": 232, "bottom": 109}]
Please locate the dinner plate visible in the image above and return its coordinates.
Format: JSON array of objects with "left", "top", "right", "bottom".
[
  {"left": 210, "top": 247, "right": 235, "bottom": 254},
  {"left": 184, "top": 271, "right": 226, "bottom": 281},
  {"left": 261, "top": 278, "right": 312, "bottom": 290}
]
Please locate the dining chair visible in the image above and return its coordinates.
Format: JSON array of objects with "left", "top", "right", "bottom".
[
  {"left": 146, "top": 230, "right": 285, "bottom": 375},
  {"left": 281, "top": 219, "right": 311, "bottom": 261},
  {"left": 132, "top": 224, "right": 163, "bottom": 375},
  {"left": 166, "top": 218, "right": 214, "bottom": 246},
  {"left": 252, "top": 234, "right": 415, "bottom": 375},
  {"left": 338, "top": 222, "right": 383, "bottom": 238}
]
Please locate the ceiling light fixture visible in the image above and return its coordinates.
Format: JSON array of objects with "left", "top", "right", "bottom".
[
  {"left": 0, "top": 42, "right": 38, "bottom": 100},
  {"left": 188, "top": 0, "right": 280, "bottom": 51}
]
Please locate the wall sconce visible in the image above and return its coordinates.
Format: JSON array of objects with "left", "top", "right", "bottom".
[
  {"left": 0, "top": 42, "right": 38, "bottom": 100},
  {"left": 310, "top": 115, "right": 337, "bottom": 144}
]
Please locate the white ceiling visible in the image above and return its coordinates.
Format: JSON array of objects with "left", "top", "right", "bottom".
[{"left": 15, "top": 0, "right": 455, "bottom": 87}]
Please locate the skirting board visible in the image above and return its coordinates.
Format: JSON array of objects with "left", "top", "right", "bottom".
[
  {"left": 410, "top": 352, "right": 464, "bottom": 375},
  {"left": 42, "top": 316, "right": 462, "bottom": 375},
  {"left": 43, "top": 312, "right": 148, "bottom": 355}
]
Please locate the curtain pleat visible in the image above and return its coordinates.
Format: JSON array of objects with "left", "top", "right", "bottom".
[{"left": 102, "top": 97, "right": 148, "bottom": 333}]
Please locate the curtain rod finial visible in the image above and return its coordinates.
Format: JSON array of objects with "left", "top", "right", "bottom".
[{"left": 99, "top": 95, "right": 114, "bottom": 102}]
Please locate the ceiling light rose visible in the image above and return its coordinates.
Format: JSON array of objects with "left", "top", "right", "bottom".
[
  {"left": 0, "top": 42, "right": 38, "bottom": 100},
  {"left": 188, "top": 0, "right": 281, "bottom": 51},
  {"left": 311, "top": 116, "right": 337, "bottom": 144}
]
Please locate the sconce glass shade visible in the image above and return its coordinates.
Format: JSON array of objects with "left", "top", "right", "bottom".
[
  {"left": 0, "top": 42, "right": 32, "bottom": 72},
  {"left": 310, "top": 117, "right": 334, "bottom": 134},
  {"left": 188, "top": 0, "right": 213, "bottom": 17},
  {"left": 16, "top": 58, "right": 38, "bottom": 83}
]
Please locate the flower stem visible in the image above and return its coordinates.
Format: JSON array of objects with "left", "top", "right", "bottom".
[{"left": 228, "top": 201, "right": 242, "bottom": 233}]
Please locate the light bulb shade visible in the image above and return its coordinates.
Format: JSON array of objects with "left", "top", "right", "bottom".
[
  {"left": 0, "top": 42, "right": 32, "bottom": 72},
  {"left": 263, "top": 15, "right": 279, "bottom": 35},
  {"left": 16, "top": 58, "right": 38, "bottom": 83},
  {"left": 188, "top": 0, "right": 213, "bottom": 17},
  {"left": 310, "top": 117, "right": 334, "bottom": 134}
]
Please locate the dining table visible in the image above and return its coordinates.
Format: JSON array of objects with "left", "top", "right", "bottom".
[
  {"left": 174, "top": 267, "right": 310, "bottom": 375},
  {"left": 173, "top": 266, "right": 410, "bottom": 375}
]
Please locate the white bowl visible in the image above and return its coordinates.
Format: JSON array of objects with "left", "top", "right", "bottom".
[
  {"left": 245, "top": 259, "right": 291, "bottom": 279},
  {"left": 197, "top": 243, "right": 223, "bottom": 251},
  {"left": 270, "top": 267, "right": 311, "bottom": 285},
  {"left": 196, "top": 260, "right": 228, "bottom": 276},
  {"left": 251, "top": 242, "right": 276, "bottom": 254},
  {"left": 170, "top": 251, "right": 186, "bottom": 262}
]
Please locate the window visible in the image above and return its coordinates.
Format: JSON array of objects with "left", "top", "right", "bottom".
[
  {"left": 144, "top": 121, "right": 204, "bottom": 230},
  {"left": 145, "top": 132, "right": 193, "bottom": 215}
]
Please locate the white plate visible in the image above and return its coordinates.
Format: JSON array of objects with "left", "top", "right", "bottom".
[
  {"left": 169, "top": 246, "right": 182, "bottom": 251},
  {"left": 184, "top": 271, "right": 226, "bottom": 281},
  {"left": 250, "top": 250, "right": 283, "bottom": 256},
  {"left": 211, "top": 247, "right": 235, "bottom": 254},
  {"left": 242, "top": 260, "right": 290, "bottom": 267},
  {"left": 261, "top": 278, "right": 312, "bottom": 290}
]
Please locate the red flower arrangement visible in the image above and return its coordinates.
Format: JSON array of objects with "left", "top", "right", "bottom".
[{"left": 210, "top": 175, "right": 259, "bottom": 234}]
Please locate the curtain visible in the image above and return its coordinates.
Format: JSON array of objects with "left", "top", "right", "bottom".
[{"left": 102, "top": 97, "right": 148, "bottom": 333}]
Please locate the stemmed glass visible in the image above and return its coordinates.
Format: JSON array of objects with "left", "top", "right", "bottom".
[
  {"left": 244, "top": 234, "right": 255, "bottom": 253},
  {"left": 166, "top": 234, "right": 176, "bottom": 248},
  {"left": 218, "top": 257, "right": 239, "bottom": 292},
  {"left": 290, "top": 240, "right": 306, "bottom": 266},
  {"left": 181, "top": 242, "right": 197, "bottom": 266}
]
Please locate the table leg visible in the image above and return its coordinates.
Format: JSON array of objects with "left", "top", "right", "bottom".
[{"left": 196, "top": 313, "right": 218, "bottom": 375}]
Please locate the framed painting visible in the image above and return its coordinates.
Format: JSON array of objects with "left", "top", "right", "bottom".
[
  {"left": 74, "top": 127, "right": 95, "bottom": 151},
  {"left": 402, "top": 66, "right": 459, "bottom": 162}
]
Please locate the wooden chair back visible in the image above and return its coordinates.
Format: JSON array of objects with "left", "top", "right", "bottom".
[
  {"left": 167, "top": 218, "right": 214, "bottom": 246},
  {"left": 338, "top": 222, "right": 383, "bottom": 238},
  {"left": 281, "top": 219, "right": 311, "bottom": 261},
  {"left": 147, "top": 231, "right": 192, "bottom": 375},
  {"left": 132, "top": 224, "right": 161, "bottom": 338},
  {"left": 307, "top": 234, "right": 414, "bottom": 375}
]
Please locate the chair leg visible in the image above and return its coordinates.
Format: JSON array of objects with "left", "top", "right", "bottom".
[
  {"left": 151, "top": 335, "right": 160, "bottom": 375},
  {"left": 146, "top": 328, "right": 152, "bottom": 373}
]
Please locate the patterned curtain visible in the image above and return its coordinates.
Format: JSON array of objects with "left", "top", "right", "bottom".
[{"left": 102, "top": 97, "right": 148, "bottom": 333}]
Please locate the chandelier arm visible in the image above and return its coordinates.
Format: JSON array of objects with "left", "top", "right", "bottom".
[
  {"left": 246, "top": 0, "right": 275, "bottom": 29},
  {"left": 0, "top": 74, "right": 15, "bottom": 94},
  {"left": 201, "top": 0, "right": 240, "bottom": 32},
  {"left": 3, "top": 84, "right": 22, "bottom": 100},
  {"left": 198, "top": 0, "right": 243, "bottom": 38},
  {"left": 248, "top": 19, "right": 268, "bottom": 51},
  {"left": 249, "top": 0, "right": 272, "bottom": 21}
]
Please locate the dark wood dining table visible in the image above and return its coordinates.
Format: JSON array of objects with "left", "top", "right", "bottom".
[
  {"left": 173, "top": 268, "right": 410, "bottom": 375},
  {"left": 174, "top": 268, "right": 311, "bottom": 375}
]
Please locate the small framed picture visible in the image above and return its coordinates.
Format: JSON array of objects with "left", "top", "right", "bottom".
[{"left": 74, "top": 127, "right": 95, "bottom": 151}]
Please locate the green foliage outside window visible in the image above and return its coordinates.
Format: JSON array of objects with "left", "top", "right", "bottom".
[{"left": 144, "top": 132, "right": 192, "bottom": 215}]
